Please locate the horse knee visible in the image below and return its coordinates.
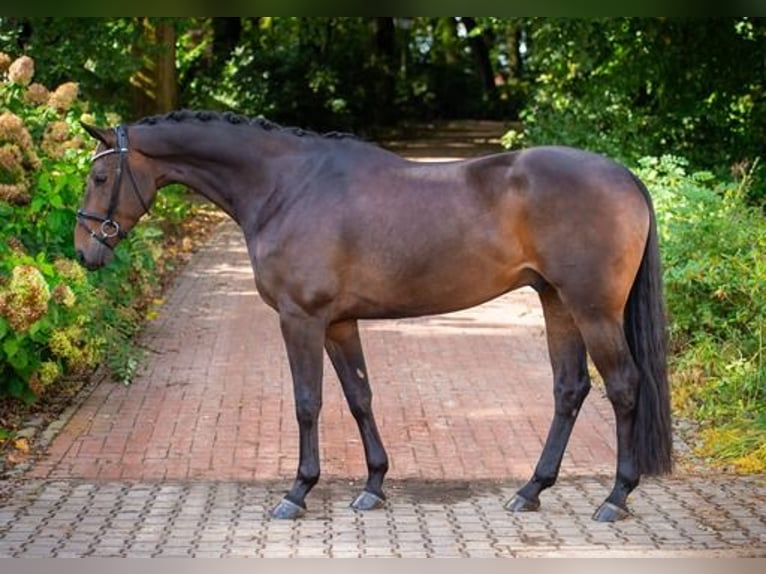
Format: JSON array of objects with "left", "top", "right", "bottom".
[{"left": 295, "top": 395, "right": 322, "bottom": 425}]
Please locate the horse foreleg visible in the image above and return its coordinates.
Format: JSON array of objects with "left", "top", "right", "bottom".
[
  {"left": 325, "top": 320, "right": 389, "bottom": 511},
  {"left": 507, "top": 288, "right": 590, "bottom": 513},
  {"left": 271, "top": 311, "right": 325, "bottom": 519}
]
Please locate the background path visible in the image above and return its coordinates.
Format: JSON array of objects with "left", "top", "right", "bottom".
[{"left": 1, "top": 122, "right": 764, "bottom": 557}]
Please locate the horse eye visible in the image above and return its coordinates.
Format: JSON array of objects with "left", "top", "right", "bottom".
[{"left": 93, "top": 174, "right": 107, "bottom": 185}]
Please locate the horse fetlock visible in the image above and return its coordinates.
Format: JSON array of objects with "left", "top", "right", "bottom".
[
  {"left": 532, "top": 472, "right": 558, "bottom": 489},
  {"left": 297, "top": 468, "right": 320, "bottom": 489},
  {"left": 615, "top": 471, "right": 640, "bottom": 493}
]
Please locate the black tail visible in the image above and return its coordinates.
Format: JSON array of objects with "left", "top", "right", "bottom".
[{"left": 624, "top": 174, "right": 673, "bottom": 475}]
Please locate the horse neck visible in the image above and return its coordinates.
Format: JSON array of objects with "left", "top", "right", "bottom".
[{"left": 131, "top": 121, "right": 299, "bottom": 223}]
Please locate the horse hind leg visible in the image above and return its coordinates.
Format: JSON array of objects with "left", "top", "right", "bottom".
[
  {"left": 575, "top": 313, "right": 642, "bottom": 522},
  {"left": 507, "top": 286, "right": 591, "bottom": 513},
  {"left": 325, "top": 320, "right": 389, "bottom": 511}
]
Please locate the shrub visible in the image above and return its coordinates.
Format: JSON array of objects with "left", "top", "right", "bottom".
[
  {"left": 514, "top": 20, "right": 766, "bottom": 198},
  {"left": 636, "top": 155, "right": 765, "bottom": 471},
  {"left": 0, "top": 52, "right": 198, "bottom": 403}
]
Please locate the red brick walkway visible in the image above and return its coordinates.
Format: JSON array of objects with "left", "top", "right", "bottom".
[{"left": 30, "top": 132, "right": 617, "bottom": 484}]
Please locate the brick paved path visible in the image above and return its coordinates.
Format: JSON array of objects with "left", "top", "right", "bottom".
[{"left": 2, "top": 127, "right": 765, "bottom": 557}]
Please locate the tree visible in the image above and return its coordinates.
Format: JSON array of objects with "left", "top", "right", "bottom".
[
  {"left": 518, "top": 17, "right": 766, "bottom": 176},
  {"left": 0, "top": 17, "right": 175, "bottom": 119},
  {"left": 461, "top": 17, "right": 499, "bottom": 110},
  {"left": 131, "top": 18, "right": 178, "bottom": 117}
]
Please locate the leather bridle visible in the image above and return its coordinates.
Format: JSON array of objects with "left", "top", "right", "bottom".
[{"left": 76, "top": 125, "right": 149, "bottom": 251}]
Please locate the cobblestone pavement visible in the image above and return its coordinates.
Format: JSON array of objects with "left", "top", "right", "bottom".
[
  {"left": 1, "top": 477, "right": 764, "bottom": 557},
  {"left": 2, "top": 133, "right": 765, "bottom": 556}
]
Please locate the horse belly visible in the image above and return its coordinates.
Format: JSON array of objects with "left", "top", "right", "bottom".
[{"left": 340, "top": 238, "right": 530, "bottom": 320}]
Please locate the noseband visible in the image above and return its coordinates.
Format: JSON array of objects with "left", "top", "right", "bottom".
[{"left": 76, "top": 125, "right": 150, "bottom": 251}]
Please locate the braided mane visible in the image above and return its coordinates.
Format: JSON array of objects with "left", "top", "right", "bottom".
[{"left": 135, "top": 110, "right": 357, "bottom": 140}]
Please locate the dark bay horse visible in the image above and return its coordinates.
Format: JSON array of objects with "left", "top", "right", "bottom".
[{"left": 75, "top": 110, "right": 672, "bottom": 522}]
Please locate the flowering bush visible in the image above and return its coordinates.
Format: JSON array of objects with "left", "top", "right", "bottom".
[
  {"left": 0, "top": 111, "right": 41, "bottom": 204},
  {"left": 0, "top": 52, "right": 197, "bottom": 403},
  {"left": 0, "top": 265, "right": 51, "bottom": 332}
]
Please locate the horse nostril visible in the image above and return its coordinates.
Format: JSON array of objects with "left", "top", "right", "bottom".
[{"left": 76, "top": 250, "right": 85, "bottom": 264}]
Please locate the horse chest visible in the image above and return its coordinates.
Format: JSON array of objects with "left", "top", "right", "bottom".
[{"left": 251, "top": 253, "right": 339, "bottom": 315}]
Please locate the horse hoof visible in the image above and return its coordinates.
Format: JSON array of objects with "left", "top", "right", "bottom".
[
  {"left": 504, "top": 493, "right": 540, "bottom": 513},
  {"left": 592, "top": 501, "right": 630, "bottom": 522},
  {"left": 271, "top": 497, "right": 306, "bottom": 519},
  {"left": 351, "top": 490, "right": 386, "bottom": 511}
]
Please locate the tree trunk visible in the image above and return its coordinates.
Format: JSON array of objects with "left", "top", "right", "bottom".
[
  {"left": 371, "top": 17, "right": 397, "bottom": 124},
  {"left": 154, "top": 20, "right": 177, "bottom": 113},
  {"left": 131, "top": 18, "right": 177, "bottom": 118},
  {"left": 461, "top": 17, "right": 498, "bottom": 106},
  {"left": 212, "top": 17, "right": 242, "bottom": 64},
  {"left": 506, "top": 22, "right": 523, "bottom": 82}
]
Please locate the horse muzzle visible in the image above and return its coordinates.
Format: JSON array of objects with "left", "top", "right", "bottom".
[{"left": 76, "top": 238, "right": 114, "bottom": 271}]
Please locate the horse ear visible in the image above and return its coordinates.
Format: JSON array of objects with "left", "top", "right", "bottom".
[{"left": 80, "top": 122, "right": 114, "bottom": 146}]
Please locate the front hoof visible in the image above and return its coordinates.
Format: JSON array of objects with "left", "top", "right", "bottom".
[
  {"left": 504, "top": 493, "right": 540, "bottom": 513},
  {"left": 592, "top": 501, "right": 630, "bottom": 522},
  {"left": 351, "top": 490, "right": 386, "bottom": 511},
  {"left": 271, "top": 497, "right": 306, "bottom": 519}
]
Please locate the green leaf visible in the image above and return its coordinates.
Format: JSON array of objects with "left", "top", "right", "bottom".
[
  {"left": 9, "top": 351, "right": 28, "bottom": 371},
  {"left": 8, "top": 377, "right": 25, "bottom": 399},
  {"left": 50, "top": 194, "right": 65, "bottom": 210},
  {"left": 38, "top": 172, "right": 52, "bottom": 193},
  {"left": 3, "top": 337, "right": 19, "bottom": 359},
  {"left": 28, "top": 317, "right": 51, "bottom": 343},
  {"left": 46, "top": 210, "right": 69, "bottom": 235},
  {"left": 30, "top": 196, "right": 46, "bottom": 213},
  {"left": 0, "top": 317, "right": 8, "bottom": 340}
]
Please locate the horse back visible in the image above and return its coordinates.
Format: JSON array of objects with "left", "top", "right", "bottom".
[{"left": 251, "top": 145, "right": 650, "bottom": 320}]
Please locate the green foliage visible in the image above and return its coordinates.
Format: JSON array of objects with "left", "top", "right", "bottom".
[
  {"left": 180, "top": 18, "right": 391, "bottom": 129},
  {"left": 514, "top": 18, "right": 766, "bottom": 202},
  {"left": 0, "top": 52, "right": 191, "bottom": 402},
  {"left": 177, "top": 17, "right": 519, "bottom": 131},
  {"left": 637, "top": 155, "right": 765, "bottom": 471},
  {"left": 0, "top": 18, "right": 145, "bottom": 118}
]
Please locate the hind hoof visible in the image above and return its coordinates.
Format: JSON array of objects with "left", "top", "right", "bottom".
[
  {"left": 592, "top": 501, "right": 630, "bottom": 522},
  {"left": 351, "top": 490, "right": 386, "bottom": 511},
  {"left": 271, "top": 497, "right": 306, "bottom": 519},
  {"left": 504, "top": 493, "right": 540, "bottom": 513}
]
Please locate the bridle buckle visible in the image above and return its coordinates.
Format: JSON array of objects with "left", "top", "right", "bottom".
[{"left": 99, "top": 219, "right": 121, "bottom": 238}]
